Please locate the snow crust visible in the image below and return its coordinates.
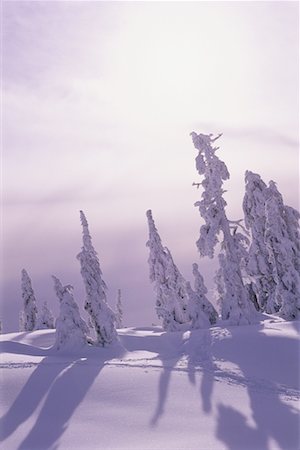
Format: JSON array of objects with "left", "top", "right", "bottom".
[{"left": 1, "top": 319, "right": 299, "bottom": 450}]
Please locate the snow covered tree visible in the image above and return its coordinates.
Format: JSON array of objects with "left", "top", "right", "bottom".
[
  {"left": 146, "top": 209, "right": 190, "bottom": 331},
  {"left": 243, "top": 171, "right": 277, "bottom": 313},
  {"left": 186, "top": 281, "right": 210, "bottom": 329},
  {"left": 115, "top": 289, "right": 123, "bottom": 329},
  {"left": 264, "top": 182, "right": 300, "bottom": 320},
  {"left": 77, "top": 210, "right": 117, "bottom": 346},
  {"left": 190, "top": 132, "right": 256, "bottom": 325},
  {"left": 37, "top": 301, "right": 55, "bottom": 329},
  {"left": 191, "top": 263, "right": 218, "bottom": 325},
  {"left": 20, "top": 269, "right": 38, "bottom": 331},
  {"left": 52, "top": 275, "right": 89, "bottom": 351},
  {"left": 19, "top": 311, "right": 26, "bottom": 332}
]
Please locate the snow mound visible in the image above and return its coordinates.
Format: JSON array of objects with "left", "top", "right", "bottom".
[{"left": 0, "top": 319, "right": 299, "bottom": 450}]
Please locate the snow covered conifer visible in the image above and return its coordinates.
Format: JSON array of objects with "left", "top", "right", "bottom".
[
  {"left": 20, "top": 269, "right": 38, "bottom": 331},
  {"left": 264, "top": 182, "right": 300, "bottom": 320},
  {"left": 191, "top": 263, "right": 218, "bottom": 325},
  {"left": 146, "top": 209, "right": 190, "bottom": 331},
  {"left": 190, "top": 132, "right": 256, "bottom": 325},
  {"left": 243, "top": 171, "right": 277, "bottom": 312},
  {"left": 52, "top": 275, "right": 89, "bottom": 351},
  {"left": 37, "top": 301, "right": 55, "bottom": 329},
  {"left": 115, "top": 289, "right": 123, "bottom": 329},
  {"left": 186, "top": 281, "right": 210, "bottom": 329},
  {"left": 19, "top": 311, "right": 26, "bottom": 332},
  {"left": 77, "top": 210, "right": 117, "bottom": 346}
]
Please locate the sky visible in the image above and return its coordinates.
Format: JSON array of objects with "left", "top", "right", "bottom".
[{"left": 1, "top": 1, "right": 299, "bottom": 332}]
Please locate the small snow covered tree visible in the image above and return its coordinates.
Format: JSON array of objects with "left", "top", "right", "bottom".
[
  {"left": 115, "top": 289, "right": 123, "bottom": 329},
  {"left": 20, "top": 269, "right": 38, "bottom": 331},
  {"left": 52, "top": 275, "right": 89, "bottom": 351},
  {"left": 146, "top": 209, "right": 190, "bottom": 331},
  {"left": 264, "top": 182, "right": 300, "bottom": 320},
  {"left": 191, "top": 263, "right": 218, "bottom": 325},
  {"left": 19, "top": 311, "right": 26, "bottom": 332},
  {"left": 190, "top": 132, "right": 256, "bottom": 325},
  {"left": 186, "top": 281, "right": 210, "bottom": 329},
  {"left": 37, "top": 301, "right": 55, "bottom": 329},
  {"left": 243, "top": 171, "right": 277, "bottom": 313},
  {"left": 77, "top": 210, "right": 117, "bottom": 346}
]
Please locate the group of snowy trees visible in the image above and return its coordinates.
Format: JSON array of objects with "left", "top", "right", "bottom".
[
  {"left": 16, "top": 131, "right": 299, "bottom": 348},
  {"left": 19, "top": 269, "right": 54, "bottom": 332},
  {"left": 146, "top": 132, "right": 299, "bottom": 330},
  {"left": 18, "top": 211, "right": 123, "bottom": 350}
]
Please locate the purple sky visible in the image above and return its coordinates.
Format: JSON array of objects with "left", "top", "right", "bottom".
[{"left": 2, "top": 1, "right": 299, "bottom": 332}]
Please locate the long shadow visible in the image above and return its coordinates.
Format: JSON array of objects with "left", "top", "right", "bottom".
[
  {"left": 185, "top": 328, "right": 215, "bottom": 414},
  {"left": 214, "top": 325, "right": 300, "bottom": 450},
  {"left": 217, "top": 404, "right": 268, "bottom": 450},
  {"left": 149, "top": 332, "right": 184, "bottom": 427},
  {"left": 0, "top": 356, "right": 70, "bottom": 441},
  {"left": 17, "top": 357, "right": 105, "bottom": 450}
]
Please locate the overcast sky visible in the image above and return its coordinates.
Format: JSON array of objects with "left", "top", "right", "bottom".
[{"left": 2, "top": 1, "right": 299, "bottom": 331}]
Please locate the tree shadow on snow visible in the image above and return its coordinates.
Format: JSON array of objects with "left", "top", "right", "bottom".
[
  {"left": 149, "top": 332, "right": 184, "bottom": 427},
  {"left": 17, "top": 356, "right": 105, "bottom": 450},
  {"left": 185, "top": 329, "right": 215, "bottom": 414},
  {"left": 150, "top": 329, "right": 216, "bottom": 426},
  {"left": 0, "top": 356, "right": 70, "bottom": 442},
  {"left": 1, "top": 344, "right": 125, "bottom": 450},
  {"left": 214, "top": 325, "right": 300, "bottom": 450}
]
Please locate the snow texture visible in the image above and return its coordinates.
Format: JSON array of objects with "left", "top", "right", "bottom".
[
  {"left": 52, "top": 275, "right": 89, "bottom": 352},
  {"left": 20, "top": 269, "right": 38, "bottom": 332},
  {"left": 77, "top": 210, "right": 117, "bottom": 346},
  {"left": 0, "top": 319, "right": 299, "bottom": 450},
  {"left": 190, "top": 132, "right": 257, "bottom": 325},
  {"left": 146, "top": 209, "right": 190, "bottom": 331}
]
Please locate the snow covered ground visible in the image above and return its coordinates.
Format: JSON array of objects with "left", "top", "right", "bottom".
[{"left": 0, "top": 318, "right": 299, "bottom": 450}]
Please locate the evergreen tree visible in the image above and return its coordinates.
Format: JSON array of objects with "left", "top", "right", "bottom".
[
  {"left": 146, "top": 209, "right": 190, "bottom": 331},
  {"left": 77, "top": 210, "right": 117, "bottom": 346},
  {"left": 190, "top": 132, "right": 256, "bottom": 325},
  {"left": 264, "top": 182, "right": 300, "bottom": 320},
  {"left": 20, "top": 269, "right": 38, "bottom": 331},
  {"left": 115, "top": 289, "right": 123, "bottom": 329},
  {"left": 19, "top": 311, "right": 26, "bottom": 332},
  {"left": 37, "top": 301, "right": 55, "bottom": 329},
  {"left": 52, "top": 275, "right": 89, "bottom": 351},
  {"left": 191, "top": 263, "right": 218, "bottom": 325},
  {"left": 243, "top": 171, "right": 277, "bottom": 313}
]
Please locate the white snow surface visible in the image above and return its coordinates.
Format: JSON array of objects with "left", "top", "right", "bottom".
[{"left": 0, "top": 318, "right": 299, "bottom": 450}]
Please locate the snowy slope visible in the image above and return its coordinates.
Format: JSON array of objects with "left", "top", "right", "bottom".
[{"left": 0, "top": 319, "right": 299, "bottom": 450}]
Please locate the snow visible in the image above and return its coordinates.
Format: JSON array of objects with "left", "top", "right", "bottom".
[{"left": 1, "top": 319, "right": 299, "bottom": 450}]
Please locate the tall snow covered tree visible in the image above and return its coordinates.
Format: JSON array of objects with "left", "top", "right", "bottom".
[
  {"left": 190, "top": 132, "right": 256, "bottom": 325},
  {"left": 146, "top": 209, "right": 190, "bottom": 331},
  {"left": 115, "top": 289, "right": 123, "bottom": 329},
  {"left": 20, "top": 269, "right": 38, "bottom": 331},
  {"left": 52, "top": 275, "right": 89, "bottom": 351},
  {"left": 77, "top": 210, "right": 117, "bottom": 346},
  {"left": 191, "top": 263, "right": 218, "bottom": 325},
  {"left": 264, "top": 182, "right": 300, "bottom": 320},
  {"left": 37, "top": 301, "right": 55, "bottom": 329},
  {"left": 243, "top": 171, "right": 278, "bottom": 313}
]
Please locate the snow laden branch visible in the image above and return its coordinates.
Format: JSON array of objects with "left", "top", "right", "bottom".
[
  {"left": 77, "top": 210, "right": 117, "bottom": 346},
  {"left": 190, "top": 132, "right": 257, "bottom": 325}
]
